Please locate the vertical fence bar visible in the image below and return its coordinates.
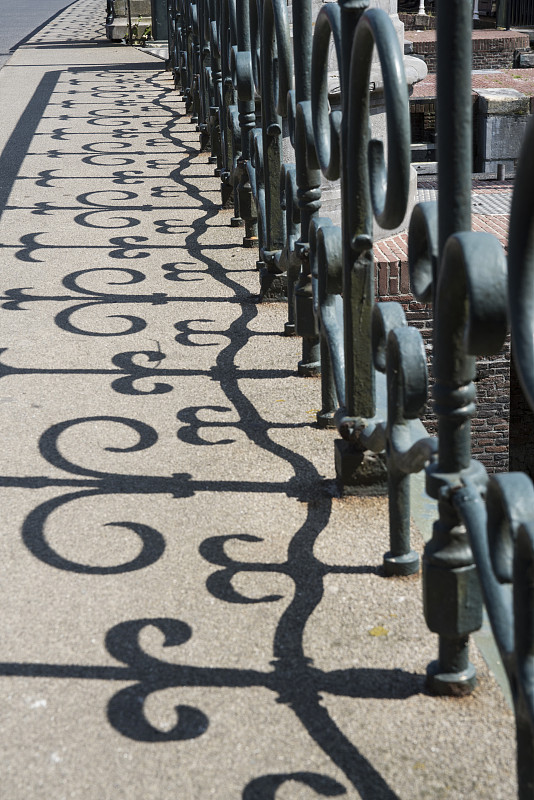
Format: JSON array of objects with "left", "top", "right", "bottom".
[
  {"left": 106, "top": 0, "right": 115, "bottom": 27},
  {"left": 126, "top": 0, "right": 133, "bottom": 43},
  {"left": 233, "top": 0, "right": 258, "bottom": 245},
  {"left": 331, "top": 0, "right": 382, "bottom": 491},
  {"left": 436, "top": 0, "right": 472, "bottom": 256},
  {"left": 423, "top": 0, "right": 482, "bottom": 695},
  {"left": 292, "top": 0, "right": 322, "bottom": 375},
  {"left": 260, "top": 0, "right": 290, "bottom": 274},
  {"left": 340, "top": 0, "right": 372, "bottom": 422},
  {"left": 218, "top": 0, "right": 238, "bottom": 207}
]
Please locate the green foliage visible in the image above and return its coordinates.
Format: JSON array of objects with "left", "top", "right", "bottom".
[{"left": 129, "top": 16, "right": 152, "bottom": 44}]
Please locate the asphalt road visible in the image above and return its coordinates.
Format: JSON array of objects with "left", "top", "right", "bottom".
[{"left": 0, "top": 0, "right": 75, "bottom": 68}]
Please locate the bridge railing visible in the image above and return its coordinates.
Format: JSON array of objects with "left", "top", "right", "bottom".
[{"left": 166, "top": 0, "right": 534, "bottom": 794}]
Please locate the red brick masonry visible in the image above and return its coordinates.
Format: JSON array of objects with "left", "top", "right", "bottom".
[
  {"left": 374, "top": 180, "right": 512, "bottom": 472},
  {"left": 411, "top": 69, "right": 534, "bottom": 110},
  {"left": 407, "top": 29, "right": 530, "bottom": 71}
]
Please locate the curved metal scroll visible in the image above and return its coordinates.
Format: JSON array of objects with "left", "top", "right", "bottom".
[
  {"left": 371, "top": 304, "right": 437, "bottom": 575},
  {"left": 311, "top": 2, "right": 343, "bottom": 183},
  {"left": 311, "top": 5, "right": 411, "bottom": 429},
  {"left": 344, "top": 8, "right": 411, "bottom": 423},
  {"left": 453, "top": 474, "right": 534, "bottom": 799},
  {"left": 507, "top": 114, "right": 534, "bottom": 413},
  {"left": 465, "top": 109, "right": 534, "bottom": 800},
  {"left": 310, "top": 4, "right": 412, "bottom": 509}
]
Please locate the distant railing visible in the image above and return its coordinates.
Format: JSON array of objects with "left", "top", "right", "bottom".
[
  {"left": 166, "top": 0, "right": 534, "bottom": 794},
  {"left": 106, "top": 0, "right": 116, "bottom": 26},
  {"left": 497, "top": 0, "right": 534, "bottom": 27}
]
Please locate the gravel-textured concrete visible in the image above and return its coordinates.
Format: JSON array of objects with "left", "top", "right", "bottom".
[{"left": 0, "top": 2, "right": 517, "bottom": 797}]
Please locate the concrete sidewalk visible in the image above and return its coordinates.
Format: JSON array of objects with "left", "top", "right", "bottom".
[{"left": 0, "top": 1, "right": 517, "bottom": 797}]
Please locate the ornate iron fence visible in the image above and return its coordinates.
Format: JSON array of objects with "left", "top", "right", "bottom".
[{"left": 166, "top": 0, "right": 534, "bottom": 794}]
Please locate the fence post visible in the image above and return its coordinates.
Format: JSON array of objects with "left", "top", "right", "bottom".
[{"left": 291, "top": 0, "right": 322, "bottom": 375}]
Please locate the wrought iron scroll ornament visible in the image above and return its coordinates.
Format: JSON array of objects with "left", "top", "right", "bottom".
[
  {"left": 409, "top": 0, "right": 532, "bottom": 795},
  {"left": 482, "top": 112, "right": 534, "bottom": 798},
  {"left": 309, "top": 4, "right": 432, "bottom": 577},
  {"left": 163, "top": 0, "right": 534, "bottom": 794}
]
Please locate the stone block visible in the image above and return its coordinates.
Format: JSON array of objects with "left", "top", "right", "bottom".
[
  {"left": 106, "top": 18, "right": 128, "bottom": 40},
  {"left": 516, "top": 50, "right": 534, "bottom": 68},
  {"left": 106, "top": 0, "right": 152, "bottom": 40},
  {"left": 475, "top": 88, "right": 530, "bottom": 173},
  {"left": 130, "top": 0, "right": 152, "bottom": 15},
  {"left": 410, "top": 142, "right": 436, "bottom": 162},
  {"left": 109, "top": 0, "right": 151, "bottom": 17},
  {"left": 106, "top": 16, "right": 151, "bottom": 41},
  {"left": 112, "top": 0, "right": 127, "bottom": 15},
  {"left": 477, "top": 87, "right": 530, "bottom": 117}
]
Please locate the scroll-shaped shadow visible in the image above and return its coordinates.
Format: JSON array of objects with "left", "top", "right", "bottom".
[
  {"left": 11, "top": 415, "right": 192, "bottom": 575},
  {"left": 5, "top": 411, "right": 308, "bottom": 577},
  {"left": 198, "top": 512, "right": 419, "bottom": 800},
  {"left": 9, "top": 231, "right": 196, "bottom": 262},
  {"left": 23, "top": 489, "right": 165, "bottom": 574},
  {"left": 2, "top": 268, "right": 164, "bottom": 336},
  {"left": 174, "top": 319, "right": 231, "bottom": 347},
  {"left": 177, "top": 406, "right": 238, "bottom": 446},
  {"left": 0, "top": 347, "right": 295, "bottom": 395},
  {"left": 0, "top": 610, "right": 422, "bottom": 790},
  {"left": 2, "top": 65, "right": 422, "bottom": 798},
  {"left": 150, "top": 74, "right": 421, "bottom": 798},
  {"left": 1, "top": 267, "right": 250, "bottom": 338},
  {"left": 243, "top": 773, "right": 346, "bottom": 798},
  {"left": 28, "top": 191, "right": 197, "bottom": 230},
  {"left": 201, "top": 535, "right": 285, "bottom": 603},
  {"left": 105, "top": 618, "right": 209, "bottom": 742}
]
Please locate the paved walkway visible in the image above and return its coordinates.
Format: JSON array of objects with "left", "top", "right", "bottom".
[
  {"left": 411, "top": 67, "right": 534, "bottom": 100},
  {"left": 0, "top": 1, "right": 517, "bottom": 798}
]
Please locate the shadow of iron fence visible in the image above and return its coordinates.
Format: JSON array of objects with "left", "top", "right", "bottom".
[{"left": 162, "top": 0, "right": 534, "bottom": 794}]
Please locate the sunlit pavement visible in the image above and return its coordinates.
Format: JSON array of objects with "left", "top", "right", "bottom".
[{"left": 0, "top": 2, "right": 517, "bottom": 797}]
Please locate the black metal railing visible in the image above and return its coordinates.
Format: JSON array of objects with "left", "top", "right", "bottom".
[
  {"left": 166, "top": 0, "right": 534, "bottom": 794},
  {"left": 106, "top": 0, "right": 116, "bottom": 26},
  {"left": 511, "top": 0, "right": 534, "bottom": 26},
  {"left": 497, "top": 0, "right": 534, "bottom": 28}
]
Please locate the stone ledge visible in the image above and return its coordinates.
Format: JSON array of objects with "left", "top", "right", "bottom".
[
  {"left": 106, "top": 15, "right": 151, "bottom": 41},
  {"left": 476, "top": 86, "right": 530, "bottom": 114}
]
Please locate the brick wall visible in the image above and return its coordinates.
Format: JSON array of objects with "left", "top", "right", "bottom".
[
  {"left": 399, "top": 12, "right": 437, "bottom": 31},
  {"left": 408, "top": 31, "right": 530, "bottom": 73},
  {"left": 374, "top": 249, "right": 510, "bottom": 472},
  {"left": 509, "top": 354, "right": 534, "bottom": 478},
  {"left": 473, "top": 345, "right": 510, "bottom": 471},
  {"left": 410, "top": 100, "right": 436, "bottom": 143}
]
